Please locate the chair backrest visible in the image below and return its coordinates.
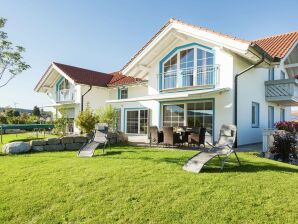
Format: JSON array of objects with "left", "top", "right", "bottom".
[
  {"left": 93, "top": 129, "right": 108, "bottom": 143},
  {"left": 163, "top": 126, "right": 174, "bottom": 145},
  {"left": 215, "top": 124, "right": 237, "bottom": 149},
  {"left": 149, "top": 126, "right": 158, "bottom": 141},
  {"left": 199, "top": 127, "right": 206, "bottom": 145},
  {"left": 93, "top": 123, "right": 108, "bottom": 143}
]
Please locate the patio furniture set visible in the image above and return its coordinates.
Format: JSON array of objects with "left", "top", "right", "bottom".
[{"left": 149, "top": 126, "right": 206, "bottom": 148}]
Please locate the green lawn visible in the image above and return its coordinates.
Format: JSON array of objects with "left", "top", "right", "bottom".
[{"left": 0, "top": 137, "right": 297, "bottom": 223}]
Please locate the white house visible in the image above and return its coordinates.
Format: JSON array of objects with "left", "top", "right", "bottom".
[{"left": 35, "top": 19, "right": 298, "bottom": 146}]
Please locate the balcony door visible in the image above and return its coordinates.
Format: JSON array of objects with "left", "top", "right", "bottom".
[{"left": 126, "top": 109, "right": 148, "bottom": 134}]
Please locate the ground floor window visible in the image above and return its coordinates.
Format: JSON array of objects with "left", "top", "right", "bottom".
[
  {"left": 162, "top": 99, "right": 214, "bottom": 139},
  {"left": 126, "top": 109, "right": 148, "bottom": 134},
  {"left": 280, "top": 108, "right": 285, "bottom": 122},
  {"left": 268, "top": 106, "right": 274, "bottom": 128},
  {"left": 163, "top": 104, "right": 184, "bottom": 127},
  {"left": 251, "top": 102, "right": 259, "bottom": 128}
]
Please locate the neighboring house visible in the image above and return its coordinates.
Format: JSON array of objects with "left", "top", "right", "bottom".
[{"left": 35, "top": 19, "right": 298, "bottom": 146}]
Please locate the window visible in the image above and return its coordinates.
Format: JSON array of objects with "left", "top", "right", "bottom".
[
  {"left": 280, "top": 108, "right": 285, "bottom": 122},
  {"left": 115, "top": 109, "right": 121, "bottom": 131},
  {"left": 126, "top": 109, "right": 148, "bottom": 134},
  {"left": 268, "top": 106, "right": 274, "bottom": 128},
  {"left": 163, "top": 54, "right": 177, "bottom": 89},
  {"left": 162, "top": 44, "right": 215, "bottom": 90},
  {"left": 280, "top": 70, "right": 286, "bottom": 80},
  {"left": 119, "top": 88, "right": 128, "bottom": 99},
  {"left": 268, "top": 67, "right": 275, "bottom": 80},
  {"left": 163, "top": 104, "right": 184, "bottom": 127},
  {"left": 180, "top": 49, "right": 194, "bottom": 87},
  {"left": 187, "top": 101, "right": 214, "bottom": 137},
  {"left": 197, "top": 49, "right": 215, "bottom": 85},
  {"left": 251, "top": 102, "right": 259, "bottom": 128}
]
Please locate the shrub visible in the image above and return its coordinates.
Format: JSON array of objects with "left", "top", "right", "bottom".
[
  {"left": 275, "top": 121, "right": 298, "bottom": 133},
  {"left": 270, "top": 131, "right": 297, "bottom": 162},
  {"left": 75, "top": 105, "right": 96, "bottom": 134},
  {"left": 0, "top": 114, "right": 7, "bottom": 124},
  {"left": 96, "top": 105, "right": 117, "bottom": 129},
  {"left": 53, "top": 115, "right": 68, "bottom": 136}
]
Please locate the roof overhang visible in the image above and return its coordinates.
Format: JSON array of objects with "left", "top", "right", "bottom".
[
  {"left": 34, "top": 63, "right": 75, "bottom": 93},
  {"left": 121, "top": 20, "right": 253, "bottom": 76},
  {"left": 106, "top": 87, "right": 230, "bottom": 103}
]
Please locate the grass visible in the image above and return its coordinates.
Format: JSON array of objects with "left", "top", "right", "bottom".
[{"left": 0, "top": 138, "right": 297, "bottom": 223}]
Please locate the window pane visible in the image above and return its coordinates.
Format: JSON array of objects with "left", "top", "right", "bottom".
[
  {"left": 197, "top": 49, "right": 215, "bottom": 86},
  {"left": 163, "top": 54, "right": 177, "bottom": 89},
  {"left": 140, "top": 110, "right": 148, "bottom": 134},
  {"left": 180, "top": 49, "right": 194, "bottom": 87},
  {"left": 126, "top": 111, "right": 139, "bottom": 134},
  {"left": 163, "top": 104, "right": 184, "bottom": 127}
]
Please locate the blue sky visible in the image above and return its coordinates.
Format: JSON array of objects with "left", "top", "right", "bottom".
[{"left": 1, "top": 0, "right": 298, "bottom": 109}]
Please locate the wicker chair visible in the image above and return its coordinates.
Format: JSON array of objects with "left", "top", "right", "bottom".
[
  {"left": 163, "top": 127, "right": 181, "bottom": 147},
  {"left": 149, "top": 126, "right": 163, "bottom": 147},
  {"left": 188, "top": 127, "right": 206, "bottom": 148}
]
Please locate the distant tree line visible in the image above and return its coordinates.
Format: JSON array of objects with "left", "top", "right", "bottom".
[{"left": 0, "top": 106, "right": 52, "bottom": 124}]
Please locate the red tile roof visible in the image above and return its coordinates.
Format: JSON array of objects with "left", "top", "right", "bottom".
[
  {"left": 53, "top": 62, "right": 113, "bottom": 87},
  {"left": 52, "top": 63, "right": 143, "bottom": 87},
  {"left": 253, "top": 31, "right": 298, "bottom": 59},
  {"left": 107, "top": 71, "right": 144, "bottom": 87}
]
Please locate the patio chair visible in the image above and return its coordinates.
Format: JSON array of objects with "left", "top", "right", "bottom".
[
  {"left": 77, "top": 124, "right": 110, "bottom": 157},
  {"left": 183, "top": 124, "right": 241, "bottom": 173},
  {"left": 188, "top": 127, "right": 206, "bottom": 148},
  {"left": 163, "top": 126, "right": 182, "bottom": 147},
  {"left": 149, "top": 126, "right": 163, "bottom": 147}
]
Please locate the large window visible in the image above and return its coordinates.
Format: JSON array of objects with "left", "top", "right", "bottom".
[
  {"left": 126, "top": 109, "right": 148, "bottom": 134},
  {"left": 163, "top": 104, "right": 185, "bottom": 127},
  {"left": 162, "top": 45, "right": 215, "bottom": 90},
  {"left": 187, "top": 101, "right": 213, "bottom": 136},
  {"left": 251, "top": 102, "right": 259, "bottom": 128}
]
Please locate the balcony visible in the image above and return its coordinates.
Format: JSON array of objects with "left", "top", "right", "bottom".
[
  {"left": 161, "top": 65, "right": 219, "bottom": 91},
  {"left": 265, "top": 78, "right": 298, "bottom": 106},
  {"left": 56, "top": 89, "right": 76, "bottom": 103}
]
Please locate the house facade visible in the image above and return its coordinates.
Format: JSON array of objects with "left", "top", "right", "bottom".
[{"left": 35, "top": 19, "right": 298, "bottom": 146}]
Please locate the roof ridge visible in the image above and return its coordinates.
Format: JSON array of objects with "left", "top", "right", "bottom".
[
  {"left": 253, "top": 30, "right": 298, "bottom": 41},
  {"left": 170, "top": 18, "right": 250, "bottom": 43}
]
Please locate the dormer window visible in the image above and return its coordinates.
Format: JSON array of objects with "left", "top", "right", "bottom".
[
  {"left": 161, "top": 44, "right": 216, "bottom": 90},
  {"left": 119, "top": 87, "right": 128, "bottom": 99}
]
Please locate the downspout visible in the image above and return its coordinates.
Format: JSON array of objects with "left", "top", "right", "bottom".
[
  {"left": 81, "top": 85, "right": 92, "bottom": 112},
  {"left": 234, "top": 55, "right": 264, "bottom": 147}
]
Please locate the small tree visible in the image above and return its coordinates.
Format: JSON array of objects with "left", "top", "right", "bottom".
[
  {"left": 75, "top": 104, "right": 96, "bottom": 134},
  {"left": 32, "top": 106, "right": 41, "bottom": 117},
  {"left": 96, "top": 104, "right": 117, "bottom": 129},
  {"left": 13, "top": 110, "right": 20, "bottom": 117},
  {"left": 0, "top": 18, "right": 30, "bottom": 88},
  {"left": 53, "top": 114, "right": 68, "bottom": 136},
  {"left": 0, "top": 114, "right": 7, "bottom": 124}
]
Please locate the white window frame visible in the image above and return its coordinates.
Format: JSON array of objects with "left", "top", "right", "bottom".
[
  {"left": 162, "top": 46, "right": 214, "bottom": 89},
  {"left": 125, "top": 109, "right": 148, "bottom": 135},
  {"left": 251, "top": 102, "right": 259, "bottom": 128}
]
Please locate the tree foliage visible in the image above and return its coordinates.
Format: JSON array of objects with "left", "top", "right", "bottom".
[
  {"left": 96, "top": 104, "right": 117, "bottom": 129},
  {"left": 0, "top": 17, "right": 30, "bottom": 88},
  {"left": 75, "top": 104, "right": 97, "bottom": 134},
  {"left": 32, "top": 106, "right": 41, "bottom": 117}
]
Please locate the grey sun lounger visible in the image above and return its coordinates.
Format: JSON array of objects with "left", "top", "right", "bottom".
[
  {"left": 77, "top": 124, "right": 110, "bottom": 157},
  {"left": 183, "top": 124, "right": 241, "bottom": 173}
]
